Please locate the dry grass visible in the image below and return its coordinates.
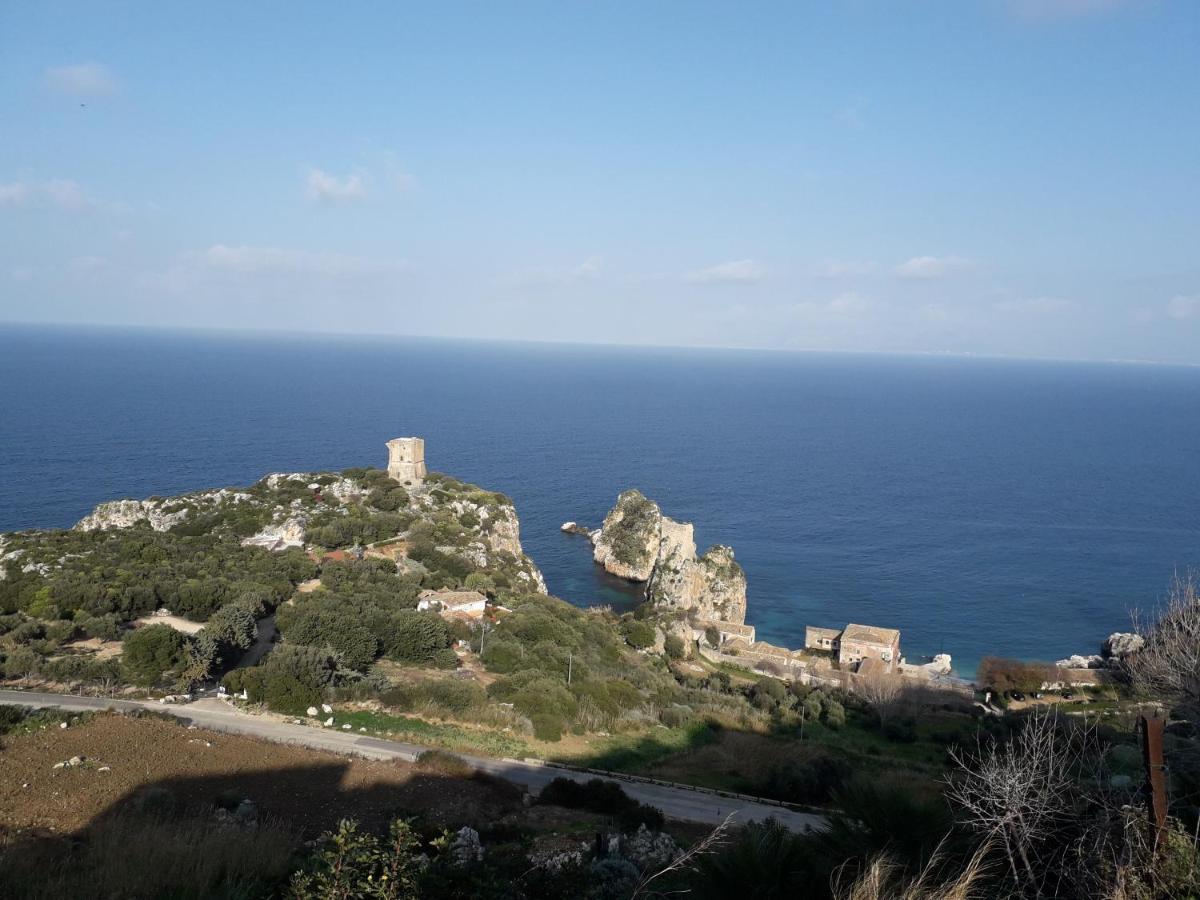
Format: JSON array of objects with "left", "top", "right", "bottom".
[{"left": 838, "top": 843, "right": 992, "bottom": 900}]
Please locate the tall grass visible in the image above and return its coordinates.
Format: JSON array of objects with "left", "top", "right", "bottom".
[{"left": 0, "top": 811, "right": 297, "bottom": 899}]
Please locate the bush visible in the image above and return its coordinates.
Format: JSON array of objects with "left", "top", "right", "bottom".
[
  {"left": 531, "top": 713, "right": 564, "bottom": 742},
  {"left": 758, "top": 753, "right": 851, "bottom": 805},
  {"left": 882, "top": 716, "right": 918, "bottom": 743},
  {"left": 263, "top": 673, "right": 322, "bottom": 715},
  {"left": 121, "top": 624, "right": 188, "bottom": 686},
  {"left": 621, "top": 619, "right": 656, "bottom": 650},
  {"left": 664, "top": 634, "right": 685, "bottom": 660},
  {"left": 538, "top": 777, "right": 665, "bottom": 830},
  {"left": 386, "top": 610, "right": 452, "bottom": 664},
  {"left": 823, "top": 698, "right": 846, "bottom": 729}
]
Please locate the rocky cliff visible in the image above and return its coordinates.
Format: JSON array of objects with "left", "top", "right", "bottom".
[
  {"left": 73, "top": 467, "right": 547, "bottom": 596},
  {"left": 586, "top": 489, "right": 747, "bottom": 625}
]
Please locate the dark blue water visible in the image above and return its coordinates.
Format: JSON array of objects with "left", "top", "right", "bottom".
[{"left": 3, "top": 324, "right": 1199, "bottom": 676}]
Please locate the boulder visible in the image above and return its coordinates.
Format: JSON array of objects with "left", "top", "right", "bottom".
[
  {"left": 323, "top": 717, "right": 334, "bottom": 727},
  {"left": 1103, "top": 632, "right": 1145, "bottom": 660},
  {"left": 306, "top": 706, "right": 319, "bottom": 717},
  {"left": 1056, "top": 654, "right": 1105, "bottom": 670},
  {"left": 321, "top": 704, "right": 333, "bottom": 714}
]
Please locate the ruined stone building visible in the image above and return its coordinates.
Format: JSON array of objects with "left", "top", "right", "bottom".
[{"left": 387, "top": 437, "right": 427, "bottom": 486}]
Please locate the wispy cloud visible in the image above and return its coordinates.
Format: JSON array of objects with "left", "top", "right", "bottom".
[
  {"left": 814, "top": 258, "right": 877, "bottom": 278},
  {"left": 0, "top": 178, "right": 94, "bottom": 210},
  {"left": 187, "top": 244, "right": 405, "bottom": 277},
  {"left": 304, "top": 168, "right": 368, "bottom": 204},
  {"left": 686, "top": 259, "right": 765, "bottom": 285},
  {"left": 1166, "top": 294, "right": 1200, "bottom": 320},
  {"left": 895, "top": 255, "right": 974, "bottom": 280},
  {"left": 45, "top": 63, "right": 119, "bottom": 96},
  {"left": 993, "top": 295, "right": 1077, "bottom": 314},
  {"left": 506, "top": 256, "right": 604, "bottom": 288}
]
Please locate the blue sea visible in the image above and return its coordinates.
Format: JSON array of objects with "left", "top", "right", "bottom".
[{"left": 3, "top": 324, "right": 1199, "bottom": 676}]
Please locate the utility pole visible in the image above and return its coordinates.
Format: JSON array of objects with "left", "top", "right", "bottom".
[{"left": 1139, "top": 713, "right": 1168, "bottom": 851}]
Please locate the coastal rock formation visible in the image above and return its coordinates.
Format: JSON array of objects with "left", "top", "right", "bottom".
[
  {"left": 1103, "top": 632, "right": 1145, "bottom": 660},
  {"left": 75, "top": 489, "right": 254, "bottom": 532},
  {"left": 1056, "top": 653, "right": 1106, "bottom": 670},
  {"left": 587, "top": 489, "right": 748, "bottom": 625},
  {"left": 591, "top": 490, "right": 664, "bottom": 582}
]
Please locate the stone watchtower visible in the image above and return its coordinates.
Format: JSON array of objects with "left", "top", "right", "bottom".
[{"left": 386, "top": 437, "right": 427, "bottom": 486}]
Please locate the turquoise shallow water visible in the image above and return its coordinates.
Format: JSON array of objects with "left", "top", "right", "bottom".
[{"left": 3, "top": 324, "right": 1199, "bottom": 677}]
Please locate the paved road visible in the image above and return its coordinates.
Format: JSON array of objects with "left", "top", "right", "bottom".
[{"left": 0, "top": 690, "right": 824, "bottom": 831}]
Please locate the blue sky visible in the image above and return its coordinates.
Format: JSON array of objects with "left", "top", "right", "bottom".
[{"left": 2, "top": 1, "right": 1197, "bottom": 362}]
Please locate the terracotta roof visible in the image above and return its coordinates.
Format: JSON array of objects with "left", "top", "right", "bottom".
[{"left": 842, "top": 623, "right": 900, "bottom": 646}]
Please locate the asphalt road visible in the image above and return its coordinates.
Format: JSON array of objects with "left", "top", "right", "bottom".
[{"left": 0, "top": 689, "right": 824, "bottom": 831}]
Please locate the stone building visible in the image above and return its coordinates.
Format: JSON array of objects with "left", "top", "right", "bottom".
[
  {"left": 387, "top": 437, "right": 427, "bottom": 485},
  {"left": 417, "top": 589, "right": 488, "bottom": 618},
  {"left": 804, "top": 622, "right": 902, "bottom": 673},
  {"left": 838, "top": 623, "right": 901, "bottom": 673}
]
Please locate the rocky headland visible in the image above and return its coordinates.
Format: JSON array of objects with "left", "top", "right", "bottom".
[{"left": 569, "top": 489, "right": 747, "bottom": 628}]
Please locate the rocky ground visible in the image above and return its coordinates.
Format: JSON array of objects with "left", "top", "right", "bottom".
[{"left": 0, "top": 712, "right": 525, "bottom": 837}]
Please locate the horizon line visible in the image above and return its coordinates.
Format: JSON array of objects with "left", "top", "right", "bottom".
[{"left": 2, "top": 317, "right": 1198, "bottom": 371}]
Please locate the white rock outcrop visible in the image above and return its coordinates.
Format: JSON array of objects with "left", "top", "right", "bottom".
[
  {"left": 1103, "top": 632, "right": 1145, "bottom": 660},
  {"left": 587, "top": 489, "right": 748, "bottom": 626}
]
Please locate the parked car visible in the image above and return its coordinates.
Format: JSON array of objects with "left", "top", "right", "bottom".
[
  {"left": 1011, "top": 690, "right": 1026, "bottom": 701},
  {"left": 1062, "top": 691, "right": 1074, "bottom": 700}
]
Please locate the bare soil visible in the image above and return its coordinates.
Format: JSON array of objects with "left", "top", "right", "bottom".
[{"left": 0, "top": 712, "right": 523, "bottom": 838}]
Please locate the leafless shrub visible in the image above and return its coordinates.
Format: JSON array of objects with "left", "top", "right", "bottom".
[
  {"left": 946, "top": 709, "right": 1107, "bottom": 896},
  {"left": 855, "top": 668, "right": 905, "bottom": 724},
  {"left": 1126, "top": 570, "right": 1200, "bottom": 710}
]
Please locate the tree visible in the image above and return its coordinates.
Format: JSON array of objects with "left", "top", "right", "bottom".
[
  {"left": 385, "top": 610, "right": 450, "bottom": 663},
  {"left": 855, "top": 668, "right": 905, "bottom": 726},
  {"left": 121, "top": 624, "right": 188, "bottom": 686}
]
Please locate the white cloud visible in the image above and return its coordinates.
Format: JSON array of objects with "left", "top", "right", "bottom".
[
  {"left": 686, "top": 259, "right": 765, "bottom": 285},
  {"left": 814, "top": 259, "right": 876, "bottom": 278},
  {"left": 187, "top": 244, "right": 406, "bottom": 277},
  {"left": 1166, "top": 295, "right": 1200, "bottom": 320},
  {"left": 305, "top": 168, "right": 368, "bottom": 204},
  {"left": 895, "top": 255, "right": 974, "bottom": 280},
  {"left": 993, "top": 295, "right": 1077, "bottom": 314},
  {"left": 0, "top": 178, "right": 93, "bottom": 210},
  {"left": 793, "top": 291, "right": 875, "bottom": 316},
  {"left": 45, "top": 63, "right": 119, "bottom": 96}
]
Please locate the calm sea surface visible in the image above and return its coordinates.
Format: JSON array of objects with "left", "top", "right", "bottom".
[{"left": 3, "top": 324, "right": 1199, "bottom": 676}]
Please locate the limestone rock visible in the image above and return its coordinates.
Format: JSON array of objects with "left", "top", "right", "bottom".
[
  {"left": 1056, "top": 654, "right": 1105, "bottom": 670},
  {"left": 654, "top": 544, "right": 747, "bottom": 624},
  {"left": 240, "top": 515, "right": 308, "bottom": 551},
  {"left": 1103, "top": 632, "right": 1145, "bottom": 660},
  {"left": 592, "top": 490, "right": 664, "bottom": 581}
]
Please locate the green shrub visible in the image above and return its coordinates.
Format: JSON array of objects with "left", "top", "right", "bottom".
[
  {"left": 531, "top": 713, "right": 564, "bottom": 742},
  {"left": 263, "top": 673, "right": 322, "bottom": 715},
  {"left": 121, "top": 624, "right": 188, "bottom": 686},
  {"left": 538, "top": 777, "right": 665, "bottom": 830},
  {"left": 664, "top": 634, "right": 685, "bottom": 659},
  {"left": 621, "top": 619, "right": 656, "bottom": 650}
]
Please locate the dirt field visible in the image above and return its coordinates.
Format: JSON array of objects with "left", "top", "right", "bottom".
[
  {"left": 0, "top": 712, "right": 523, "bottom": 837},
  {"left": 132, "top": 614, "right": 205, "bottom": 634}
]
